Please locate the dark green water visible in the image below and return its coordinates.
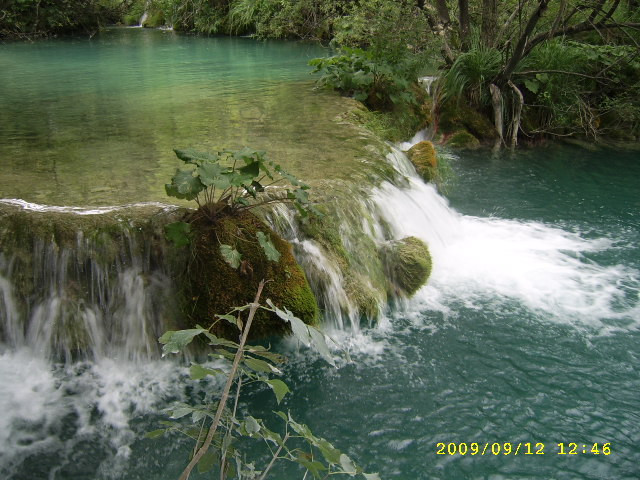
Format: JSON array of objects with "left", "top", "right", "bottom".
[{"left": 1, "top": 29, "right": 639, "bottom": 480}]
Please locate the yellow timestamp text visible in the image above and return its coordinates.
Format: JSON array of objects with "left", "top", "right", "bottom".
[{"left": 436, "top": 442, "right": 611, "bottom": 456}]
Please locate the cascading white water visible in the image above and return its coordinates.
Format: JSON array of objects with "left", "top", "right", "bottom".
[{"left": 370, "top": 146, "right": 639, "bottom": 331}]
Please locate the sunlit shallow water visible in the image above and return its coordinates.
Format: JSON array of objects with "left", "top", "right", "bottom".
[{"left": 1, "top": 29, "right": 639, "bottom": 480}]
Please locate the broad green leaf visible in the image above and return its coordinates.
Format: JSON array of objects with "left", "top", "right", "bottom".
[
  {"left": 256, "top": 231, "right": 281, "bottom": 262},
  {"left": 289, "top": 315, "right": 312, "bottom": 347},
  {"left": 197, "top": 163, "right": 225, "bottom": 186},
  {"left": 192, "top": 410, "right": 206, "bottom": 423},
  {"left": 244, "top": 416, "right": 261, "bottom": 434},
  {"left": 244, "top": 357, "right": 280, "bottom": 374},
  {"left": 164, "top": 221, "right": 191, "bottom": 247},
  {"left": 197, "top": 450, "right": 217, "bottom": 474},
  {"left": 340, "top": 453, "right": 357, "bottom": 476},
  {"left": 238, "top": 160, "right": 260, "bottom": 178},
  {"left": 168, "top": 168, "right": 204, "bottom": 200},
  {"left": 145, "top": 429, "right": 166, "bottom": 439},
  {"left": 220, "top": 244, "right": 242, "bottom": 269},
  {"left": 317, "top": 438, "right": 342, "bottom": 465},
  {"left": 189, "top": 364, "right": 223, "bottom": 380},
  {"left": 296, "top": 456, "right": 327, "bottom": 478},
  {"left": 523, "top": 79, "right": 539, "bottom": 94},
  {"left": 174, "top": 148, "right": 219, "bottom": 165},
  {"left": 170, "top": 406, "right": 193, "bottom": 419},
  {"left": 159, "top": 328, "right": 206, "bottom": 356},
  {"left": 265, "top": 379, "right": 290, "bottom": 404},
  {"left": 274, "top": 411, "right": 289, "bottom": 422},
  {"left": 309, "top": 326, "right": 336, "bottom": 367}
]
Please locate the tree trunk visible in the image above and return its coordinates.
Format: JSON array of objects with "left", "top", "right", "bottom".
[
  {"left": 508, "top": 81, "right": 524, "bottom": 148},
  {"left": 490, "top": 83, "right": 504, "bottom": 150},
  {"left": 458, "top": 0, "right": 470, "bottom": 50},
  {"left": 481, "top": 0, "right": 497, "bottom": 46}
]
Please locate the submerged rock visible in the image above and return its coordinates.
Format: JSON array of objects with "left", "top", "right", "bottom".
[
  {"left": 187, "top": 207, "right": 318, "bottom": 339},
  {"left": 407, "top": 141, "right": 438, "bottom": 181},
  {"left": 381, "top": 236, "right": 432, "bottom": 297}
]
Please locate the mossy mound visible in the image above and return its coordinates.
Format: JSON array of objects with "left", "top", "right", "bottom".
[
  {"left": 187, "top": 207, "right": 318, "bottom": 339},
  {"left": 407, "top": 141, "right": 438, "bottom": 182},
  {"left": 438, "top": 100, "right": 496, "bottom": 146},
  {"left": 381, "top": 236, "right": 432, "bottom": 297},
  {"left": 446, "top": 130, "right": 481, "bottom": 149}
]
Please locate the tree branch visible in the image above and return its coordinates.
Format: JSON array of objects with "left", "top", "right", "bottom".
[{"left": 179, "top": 280, "right": 268, "bottom": 480}]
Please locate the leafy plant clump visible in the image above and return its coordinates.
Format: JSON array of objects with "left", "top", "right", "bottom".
[
  {"left": 309, "top": 47, "right": 418, "bottom": 112},
  {"left": 165, "top": 147, "right": 313, "bottom": 222},
  {"left": 152, "top": 280, "right": 380, "bottom": 480}
]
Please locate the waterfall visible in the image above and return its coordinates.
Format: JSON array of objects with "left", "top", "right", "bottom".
[{"left": 0, "top": 202, "right": 183, "bottom": 363}]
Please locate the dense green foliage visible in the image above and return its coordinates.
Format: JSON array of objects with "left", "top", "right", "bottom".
[{"left": 0, "top": 0, "right": 126, "bottom": 37}]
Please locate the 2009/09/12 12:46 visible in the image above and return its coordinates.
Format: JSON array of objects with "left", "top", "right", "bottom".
[{"left": 436, "top": 442, "right": 612, "bottom": 456}]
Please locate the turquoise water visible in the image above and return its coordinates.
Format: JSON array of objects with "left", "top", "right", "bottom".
[
  {"left": 0, "top": 28, "right": 372, "bottom": 206},
  {"left": 1, "top": 29, "right": 639, "bottom": 480}
]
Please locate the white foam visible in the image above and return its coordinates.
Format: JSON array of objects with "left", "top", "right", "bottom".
[{"left": 372, "top": 156, "right": 640, "bottom": 330}]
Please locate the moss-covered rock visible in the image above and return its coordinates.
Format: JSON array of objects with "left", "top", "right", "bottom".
[
  {"left": 406, "top": 141, "right": 438, "bottom": 182},
  {"left": 187, "top": 206, "right": 318, "bottom": 339},
  {"left": 344, "top": 274, "right": 382, "bottom": 320},
  {"left": 446, "top": 129, "right": 481, "bottom": 149},
  {"left": 381, "top": 236, "right": 432, "bottom": 297},
  {"left": 438, "top": 100, "right": 496, "bottom": 143}
]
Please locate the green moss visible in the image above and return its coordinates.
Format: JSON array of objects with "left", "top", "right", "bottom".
[
  {"left": 438, "top": 100, "right": 496, "bottom": 141},
  {"left": 344, "top": 274, "right": 382, "bottom": 320},
  {"left": 187, "top": 206, "right": 318, "bottom": 339},
  {"left": 381, "top": 236, "right": 432, "bottom": 297},
  {"left": 406, "top": 141, "right": 438, "bottom": 182},
  {"left": 446, "top": 130, "right": 481, "bottom": 149}
]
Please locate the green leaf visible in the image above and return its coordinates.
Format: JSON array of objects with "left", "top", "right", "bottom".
[
  {"left": 197, "top": 163, "right": 225, "bottom": 187},
  {"left": 256, "top": 231, "right": 281, "bottom": 262},
  {"left": 274, "top": 410, "right": 289, "bottom": 422},
  {"left": 524, "top": 79, "right": 539, "bottom": 94},
  {"left": 145, "top": 429, "right": 166, "bottom": 439},
  {"left": 264, "top": 379, "right": 290, "bottom": 404},
  {"left": 164, "top": 221, "right": 191, "bottom": 247},
  {"left": 170, "top": 406, "right": 193, "bottom": 419},
  {"left": 220, "top": 244, "right": 242, "bottom": 269},
  {"left": 189, "top": 364, "right": 224, "bottom": 380},
  {"left": 174, "top": 148, "right": 219, "bottom": 165},
  {"left": 167, "top": 168, "right": 204, "bottom": 200},
  {"left": 197, "top": 450, "right": 218, "bottom": 474},
  {"left": 309, "top": 326, "right": 336, "bottom": 367},
  {"left": 244, "top": 416, "right": 261, "bottom": 434},
  {"left": 244, "top": 357, "right": 281, "bottom": 374},
  {"left": 159, "top": 328, "right": 206, "bottom": 356},
  {"left": 316, "top": 438, "right": 342, "bottom": 465},
  {"left": 340, "top": 454, "right": 357, "bottom": 476},
  {"left": 238, "top": 160, "right": 260, "bottom": 178},
  {"left": 192, "top": 410, "right": 206, "bottom": 423},
  {"left": 363, "top": 473, "right": 382, "bottom": 480},
  {"left": 535, "top": 73, "right": 549, "bottom": 83}
]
